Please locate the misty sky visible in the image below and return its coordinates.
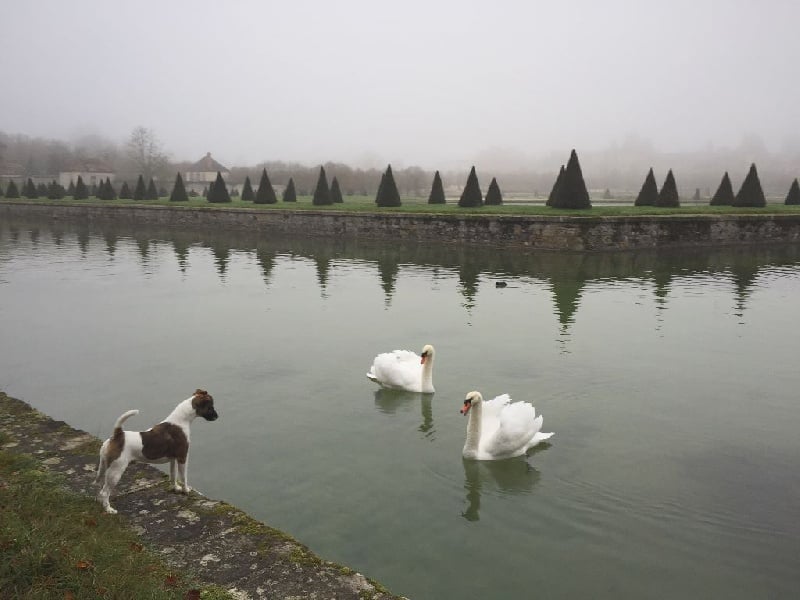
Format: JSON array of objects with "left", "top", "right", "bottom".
[{"left": 2, "top": 0, "right": 799, "bottom": 169}]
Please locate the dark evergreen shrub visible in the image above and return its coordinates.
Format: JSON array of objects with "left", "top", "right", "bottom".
[
  {"left": 90, "top": 183, "right": 98, "bottom": 197},
  {"left": 74, "top": 175, "right": 89, "bottom": 200},
  {"left": 6, "top": 180, "right": 20, "bottom": 198},
  {"left": 634, "top": 168, "right": 658, "bottom": 206},
  {"left": 376, "top": 165, "right": 401, "bottom": 207},
  {"left": 37, "top": 183, "right": 48, "bottom": 197},
  {"left": 47, "top": 181, "right": 64, "bottom": 199},
  {"left": 208, "top": 171, "right": 231, "bottom": 203},
  {"left": 655, "top": 169, "right": 680, "bottom": 207},
  {"left": 710, "top": 172, "right": 735, "bottom": 206},
  {"left": 23, "top": 178, "right": 38, "bottom": 199},
  {"left": 547, "top": 165, "right": 565, "bottom": 207},
  {"left": 733, "top": 163, "right": 766, "bottom": 207},
  {"left": 484, "top": 177, "right": 503, "bottom": 205},
  {"left": 785, "top": 178, "right": 800, "bottom": 205},
  {"left": 95, "top": 179, "right": 105, "bottom": 199},
  {"left": 550, "top": 150, "right": 591, "bottom": 209},
  {"left": 105, "top": 177, "right": 117, "bottom": 200},
  {"left": 119, "top": 181, "right": 132, "bottom": 199},
  {"left": 458, "top": 166, "right": 483, "bottom": 207},
  {"left": 240, "top": 176, "right": 255, "bottom": 202},
  {"left": 375, "top": 173, "right": 385, "bottom": 204},
  {"left": 133, "top": 175, "right": 146, "bottom": 200},
  {"left": 146, "top": 178, "right": 159, "bottom": 200},
  {"left": 282, "top": 177, "right": 297, "bottom": 202},
  {"left": 255, "top": 169, "right": 277, "bottom": 204},
  {"left": 312, "top": 167, "right": 332, "bottom": 205},
  {"left": 170, "top": 172, "right": 188, "bottom": 202},
  {"left": 67, "top": 180, "right": 76, "bottom": 197},
  {"left": 427, "top": 170, "right": 445, "bottom": 204},
  {"left": 330, "top": 176, "right": 344, "bottom": 203}
]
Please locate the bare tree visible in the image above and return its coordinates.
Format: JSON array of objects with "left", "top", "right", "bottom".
[{"left": 126, "top": 126, "right": 168, "bottom": 181}]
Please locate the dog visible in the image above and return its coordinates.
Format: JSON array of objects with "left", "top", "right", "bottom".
[{"left": 95, "top": 389, "right": 218, "bottom": 514}]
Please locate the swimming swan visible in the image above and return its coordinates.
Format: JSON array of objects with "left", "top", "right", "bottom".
[
  {"left": 366, "top": 344, "right": 435, "bottom": 393},
  {"left": 460, "top": 391, "right": 553, "bottom": 460}
]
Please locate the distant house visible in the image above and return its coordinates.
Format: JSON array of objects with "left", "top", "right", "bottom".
[
  {"left": 59, "top": 159, "right": 114, "bottom": 188},
  {"left": 184, "top": 152, "right": 229, "bottom": 193}
]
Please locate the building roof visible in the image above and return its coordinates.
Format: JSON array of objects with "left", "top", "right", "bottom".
[
  {"left": 190, "top": 152, "right": 229, "bottom": 173},
  {"left": 61, "top": 159, "right": 114, "bottom": 173}
]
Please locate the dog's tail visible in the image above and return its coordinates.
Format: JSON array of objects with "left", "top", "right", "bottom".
[{"left": 113, "top": 409, "right": 139, "bottom": 432}]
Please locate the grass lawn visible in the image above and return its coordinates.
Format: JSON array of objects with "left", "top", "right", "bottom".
[
  {"left": 0, "top": 438, "right": 231, "bottom": 600},
  {"left": 3, "top": 194, "right": 799, "bottom": 217}
]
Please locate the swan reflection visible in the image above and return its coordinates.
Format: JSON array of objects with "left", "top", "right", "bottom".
[
  {"left": 461, "top": 446, "right": 549, "bottom": 522},
  {"left": 373, "top": 389, "right": 435, "bottom": 439}
]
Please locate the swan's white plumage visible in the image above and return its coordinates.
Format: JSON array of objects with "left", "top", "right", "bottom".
[
  {"left": 462, "top": 391, "right": 553, "bottom": 460},
  {"left": 366, "top": 345, "right": 435, "bottom": 393}
]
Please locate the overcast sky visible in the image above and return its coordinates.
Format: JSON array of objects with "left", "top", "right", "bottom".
[{"left": 2, "top": 0, "right": 799, "bottom": 169}]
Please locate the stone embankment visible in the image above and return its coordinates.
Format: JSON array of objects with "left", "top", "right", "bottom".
[
  {"left": 4, "top": 201, "right": 800, "bottom": 250},
  {"left": 0, "top": 392, "right": 402, "bottom": 600}
]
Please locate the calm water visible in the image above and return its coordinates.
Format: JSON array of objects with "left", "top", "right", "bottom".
[{"left": 1, "top": 216, "right": 799, "bottom": 599}]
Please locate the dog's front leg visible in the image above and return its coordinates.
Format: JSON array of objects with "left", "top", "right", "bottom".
[
  {"left": 177, "top": 458, "right": 191, "bottom": 493},
  {"left": 169, "top": 459, "right": 180, "bottom": 492}
]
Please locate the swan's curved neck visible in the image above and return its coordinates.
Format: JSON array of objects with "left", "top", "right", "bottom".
[
  {"left": 462, "top": 401, "right": 482, "bottom": 458},
  {"left": 421, "top": 356, "right": 434, "bottom": 393}
]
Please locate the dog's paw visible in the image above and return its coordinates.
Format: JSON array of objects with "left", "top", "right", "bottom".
[
  {"left": 183, "top": 485, "right": 193, "bottom": 494},
  {"left": 105, "top": 506, "right": 118, "bottom": 515}
]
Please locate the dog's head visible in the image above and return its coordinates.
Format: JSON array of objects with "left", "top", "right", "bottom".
[{"left": 192, "top": 389, "right": 219, "bottom": 421}]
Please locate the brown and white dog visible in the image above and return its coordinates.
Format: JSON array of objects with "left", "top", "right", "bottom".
[{"left": 95, "top": 389, "right": 219, "bottom": 514}]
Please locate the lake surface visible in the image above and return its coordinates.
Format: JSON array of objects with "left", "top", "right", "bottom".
[{"left": 2, "top": 215, "right": 799, "bottom": 599}]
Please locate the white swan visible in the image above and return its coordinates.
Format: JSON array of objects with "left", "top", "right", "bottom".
[
  {"left": 460, "top": 391, "right": 553, "bottom": 460},
  {"left": 366, "top": 344, "right": 435, "bottom": 393}
]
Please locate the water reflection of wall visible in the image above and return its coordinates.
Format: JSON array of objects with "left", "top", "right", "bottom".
[{"left": 4, "top": 216, "right": 800, "bottom": 331}]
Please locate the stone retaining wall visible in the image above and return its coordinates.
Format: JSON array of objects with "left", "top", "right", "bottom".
[{"left": 4, "top": 201, "right": 800, "bottom": 250}]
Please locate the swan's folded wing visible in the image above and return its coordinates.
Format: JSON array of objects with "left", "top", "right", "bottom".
[
  {"left": 486, "top": 401, "right": 540, "bottom": 458},
  {"left": 369, "top": 350, "right": 421, "bottom": 389}
]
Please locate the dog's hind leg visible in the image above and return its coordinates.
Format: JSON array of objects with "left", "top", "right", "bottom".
[{"left": 98, "top": 459, "right": 127, "bottom": 514}]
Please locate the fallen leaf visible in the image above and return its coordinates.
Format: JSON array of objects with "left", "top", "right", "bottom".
[
  {"left": 84, "top": 518, "right": 97, "bottom": 527},
  {"left": 75, "top": 559, "right": 93, "bottom": 570},
  {"left": 130, "top": 542, "right": 143, "bottom": 552},
  {"left": 184, "top": 590, "right": 201, "bottom": 600},
  {"left": 64, "top": 592, "right": 75, "bottom": 600},
  {"left": 164, "top": 574, "right": 178, "bottom": 587}
]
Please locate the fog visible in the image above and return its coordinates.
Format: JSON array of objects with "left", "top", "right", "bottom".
[{"left": 2, "top": 0, "right": 799, "bottom": 170}]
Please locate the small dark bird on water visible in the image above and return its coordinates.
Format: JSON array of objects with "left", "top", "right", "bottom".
[{"left": 495, "top": 281, "right": 507, "bottom": 288}]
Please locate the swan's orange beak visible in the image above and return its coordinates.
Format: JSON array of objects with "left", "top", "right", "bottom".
[{"left": 460, "top": 400, "right": 472, "bottom": 415}]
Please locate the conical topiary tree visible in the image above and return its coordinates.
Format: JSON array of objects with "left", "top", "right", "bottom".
[
  {"left": 47, "top": 180, "right": 64, "bottom": 199},
  {"left": 655, "top": 169, "right": 680, "bottom": 207},
  {"left": 312, "top": 166, "right": 332, "bottom": 206},
  {"left": 105, "top": 177, "right": 117, "bottom": 200},
  {"left": 458, "top": 166, "right": 482, "bottom": 207},
  {"left": 119, "top": 181, "right": 132, "bottom": 199},
  {"left": 375, "top": 165, "right": 401, "bottom": 207},
  {"left": 5, "top": 180, "right": 20, "bottom": 198},
  {"left": 551, "top": 149, "right": 591, "bottom": 209},
  {"left": 634, "top": 168, "right": 659, "bottom": 206},
  {"left": 546, "top": 165, "right": 565, "bottom": 207},
  {"left": 710, "top": 172, "right": 735, "bottom": 206},
  {"left": 282, "top": 177, "right": 297, "bottom": 202},
  {"left": 67, "top": 180, "right": 75, "bottom": 197},
  {"left": 208, "top": 171, "right": 231, "bottom": 203},
  {"left": 95, "top": 179, "right": 106, "bottom": 199},
  {"left": 170, "top": 172, "right": 188, "bottom": 202},
  {"left": 733, "top": 163, "right": 766, "bottom": 207},
  {"left": 133, "top": 175, "right": 146, "bottom": 200},
  {"left": 240, "top": 175, "right": 255, "bottom": 202},
  {"left": 375, "top": 173, "right": 385, "bottom": 204},
  {"left": 785, "top": 178, "right": 800, "bottom": 205},
  {"left": 146, "top": 178, "right": 159, "bottom": 200},
  {"left": 427, "top": 170, "right": 445, "bottom": 204},
  {"left": 23, "top": 178, "right": 38, "bottom": 199},
  {"left": 255, "top": 169, "right": 277, "bottom": 204},
  {"left": 484, "top": 177, "right": 503, "bottom": 205},
  {"left": 74, "top": 175, "right": 89, "bottom": 200},
  {"left": 330, "top": 176, "right": 344, "bottom": 203}
]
